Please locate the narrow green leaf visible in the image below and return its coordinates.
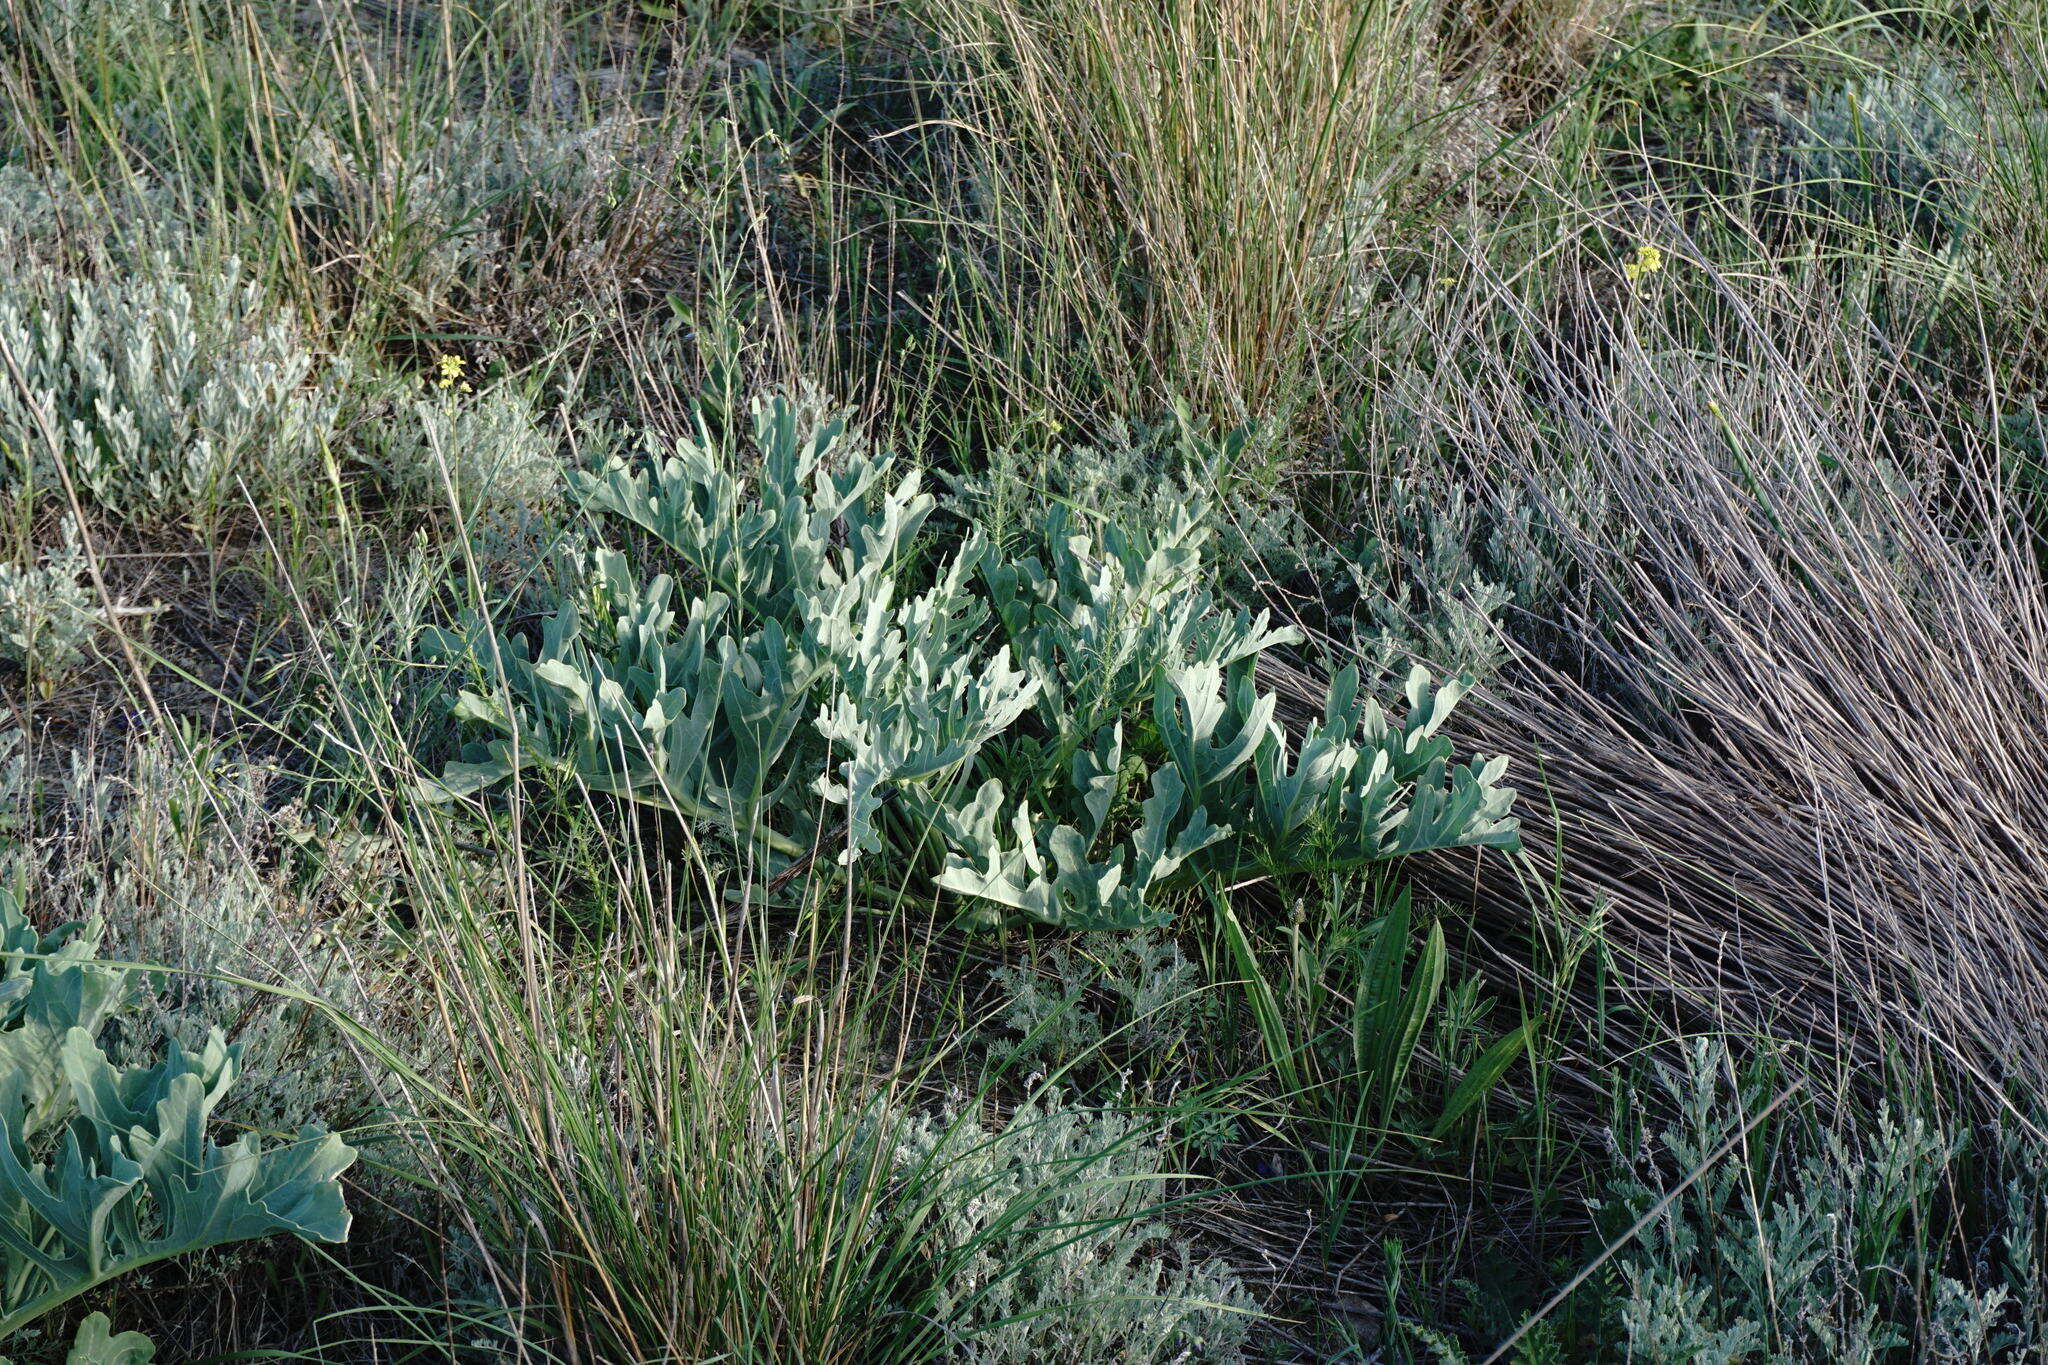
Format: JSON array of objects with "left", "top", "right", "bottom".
[{"left": 1431, "top": 1019, "right": 1538, "bottom": 1141}]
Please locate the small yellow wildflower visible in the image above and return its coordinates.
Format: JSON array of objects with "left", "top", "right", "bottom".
[
  {"left": 432, "top": 352, "right": 471, "bottom": 392},
  {"left": 1622, "top": 242, "right": 1665, "bottom": 284}
]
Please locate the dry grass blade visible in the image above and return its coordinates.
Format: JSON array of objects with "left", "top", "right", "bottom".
[{"left": 1377, "top": 256, "right": 2048, "bottom": 1104}]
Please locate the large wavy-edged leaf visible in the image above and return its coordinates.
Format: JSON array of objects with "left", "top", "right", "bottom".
[
  {"left": 935, "top": 765, "right": 1226, "bottom": 931},
  {"left": 813, "top": 553, "right": 1038, "bottom": 861},
  {"left": 63, "top": 1312, "right": 155, "bottom": 1365},
  {"left": 0, "top": 887, "right": 123, "bottom": 1142},
  {"left": 983, "top": 503, "right": 1298, "bottom": 747},
  {"left": 0, "top": 1028, "right": 355, "bottom": 1335},
  {"left": 1381, "top": 755, "right": 1520, "bottom": 857},
  {"left": 1154, "top": 663, "right": 1275, "bottom": 803},
  {"left": 0, "top": 1311, "right": 157, "bottom": 1365}
]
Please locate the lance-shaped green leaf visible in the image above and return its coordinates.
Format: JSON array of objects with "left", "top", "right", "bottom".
[{"left": 1431, "top": 1018, "right": 1538, "bottom": 1141}]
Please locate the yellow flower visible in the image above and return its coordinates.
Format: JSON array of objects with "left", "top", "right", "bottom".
[
  {"left": 1622, "top": 242, "right": 1665, "bottom": 284},
  {"left": 432, "top": 353, "right": 467, "bottom": 390}
]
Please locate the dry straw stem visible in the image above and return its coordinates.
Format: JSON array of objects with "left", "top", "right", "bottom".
[
  {"left": 1356, "top": 247, "right": 2048, "bottom": 1107},
  {"left": 924, "top": 0, "right": 1442, "bottom": 425}
]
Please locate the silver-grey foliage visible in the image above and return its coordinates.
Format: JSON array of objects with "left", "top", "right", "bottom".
[
  {"left": 422, "top": 394, "right": 1520, "bottom": 929},
  {"left": 893, "top": 1096, "right": 1255, "bottom": 1363},
  {"left": 0, "top": 528, "right": 103, "bottom": 684},
  {"left": 1600, "top": 1040, "right": 2012, "bottom": 1364},
  {"left": 0, "top": 258, "right": 334, "bottom": 519},
  {"left": 1769, "top": 65, "right": 1981, "bottom": 235}
]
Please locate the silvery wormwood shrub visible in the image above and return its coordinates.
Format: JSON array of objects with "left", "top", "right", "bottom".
[
  {"left": 373, "top": 386, "right": 562, "bottom": 514},
  {"left": 291, "top": 111, "right": 701, "bottom": 332},
  {"left": 990, "top": 930, "right": 1208, "bottom": 1078},
  {"left": 889, "top": 1095, "right": 1256, "bottom": 1363},
  {"left": 0, "top": 525, "right": 104, "bottom": 689},
  {"left": 0, "top": 168, "right": 64, "bottom": 264},
  {"left": 2, "top": 0, "right": 171, "bottom": 47},
  {"left": 418, "top": 395, "right": 1520, "bottom": 930},
  {"left": 1767, "top": 64, "right": 1981, "bottom": 238},
  {"left": 1596, "top": 1039, "right": 2012, "bottom": 1364},
  {"left": 0, "top": 257, "right": 335, "bottom": 522}
]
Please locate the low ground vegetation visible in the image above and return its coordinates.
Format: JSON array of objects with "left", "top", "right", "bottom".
[{"left": 0, "top": 0, "right": 2044, "bottom": 1358}]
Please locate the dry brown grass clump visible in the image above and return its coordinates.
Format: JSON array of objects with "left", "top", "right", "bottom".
[{"left": 1358, "top": 252, "right": 2048, "bottom": 1105}]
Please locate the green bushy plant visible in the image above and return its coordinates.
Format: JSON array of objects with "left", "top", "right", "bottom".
[
  {"left": 1768, "top": 64, "right": 1981, "bottom": 237},
  {"left": 1593, "top": 1040, "right": 2009, "bottom": 1363},
  {"left": 1983, "top": 1120, "right": 2048, "bottom": 1360},
  {"left": 1221, "top": 888, "right": 1537, "bottom": 1235},
  {"left": 421, "top": 393, "right": 1519, "bottom": 929},
  {"left": 0, "top": 257, "right": 335, "bottom": 523},
  {"left": 422, "top": 392, "right": 1038, "bottom": 875},
  {"left": 0, "top": 530, "right": 103, "bottom": 690},
  {"left": 892, "top": 1094, "right": 1256, "bottom": 1363}
]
